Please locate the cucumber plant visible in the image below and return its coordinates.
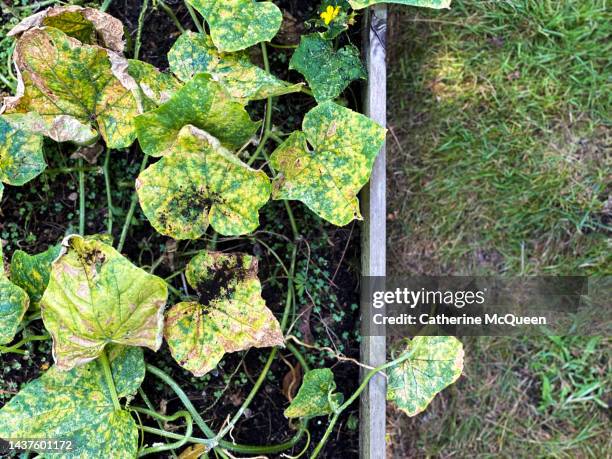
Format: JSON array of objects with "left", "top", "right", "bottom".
[{"left": 0, "top": 1, "right": 460, "bottom": 457}]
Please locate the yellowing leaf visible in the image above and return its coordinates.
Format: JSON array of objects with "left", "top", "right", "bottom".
[
  {"left": 387, "top": 336, "right": 464, "bottom": 417},
  {"left": 0, "top": 114, "right": 45, "bottom": 187},
  {"left": 290, "top": 34, "right": 365, "bottom": 103},
  {"left": 0, "top": 346, "right": 143, "bottom": 458},
  {"left": 349, "top": 0, "right": 451, "bottom": 9},
  {"left": 164, "top": 251, "right": 283, "bottom": 377},
  {"left": 270, "top": 101, "right": 386, "bottom": 226},
  {"left": 136, "top": 125, "right": 271, "bottom": 239},
  {"left": 40, "top": 235, "right": 168, "bottom": 370},
  {"left": 10, "top": 244, "right": 61, "bottom": 309},
  {"left": 8, "top": 5, "right": 125, "bottom": 52},
  {"left": 168, "top": 31, "right": 302, "bottom": 102},
  {"left": 135, "top": 74, "right": 259, "bottom": 156},
  {"left": 284, "top": 368, "right": 343, "bottom": 418},
  {"left": 5, "top": 27, "right": 139, "bottom": 148},
  {"left": 186, "top": 0, "right": 282, "bottom": 52},
  {"left": 128, "top": 59, "right": 181, "bottom": 110},
  {"left": 0, "top": 243, "right": 30, "bottom": 345}
]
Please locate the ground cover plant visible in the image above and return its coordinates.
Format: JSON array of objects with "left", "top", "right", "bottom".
[
  {"left": 386, "top": 0, "right": 610, "bottom": 456},
  {"left": 0, "top": 1, "right": 463, "bottom": 457}
]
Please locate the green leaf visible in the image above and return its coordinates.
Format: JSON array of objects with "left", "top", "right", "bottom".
[
  {"left": 135, "top": 74, "right": 259, "bottom": 156},
  {"left": 0, "top": 114, "right": 45, "bottom": 187},
  {"left": 0, "top": 346, "right": 143, "bottom": 458},
  {"left": 10, "top": 244, "right": 62, "bottom": 309},
  {"left": 387, "top": 336, "right": 464, "bottom": 417},
  {"left": 164, "top": 251, "right": 283, "bottom": 376},
  {"left": 290, "top": 34, "right": 365, "bottom": 103},
  {"left": 270, "top": 101, "right": 386, "bottom": 226},
  {"left": 40, "top": 235, "right": 168, "bottom": 370},
  {"left": 128, "top": 59, "right": 181, "bottom": 111},
  {"left": 136, "top": 125, "right": 271, "bottom": 239},
  {"left": 6, "top": 27, "right": 139, "bottom": 148},
  {"left": 0, "top": 278, "right": 29, "bottom": 345},
  {"left": 8, "top": 5, "right": 126, "bottom": 52},
  {"left": 349, "top": 0, "right": 451, "bottom": 9},
  {"left": 168, "top": 31, "right": 302, "bottom": 102},
  {"left": 284, "top": 368, "right": 343, "bottom": 418},
  {"left": 186, "top": 0, "right": 282, "bottom": 52}
]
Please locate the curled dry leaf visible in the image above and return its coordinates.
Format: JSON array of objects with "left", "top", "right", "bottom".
[
  {"left": 8, "top": 5, "right": 125, "bottom": 52},
  {"left": 3, "top": 27, "right": 139, "bottom": 148},
  {"left": 164, "top": 251, "right": 284, "bottom": 377},
  {"left": 40, "top": 235, "right": 168, "bottom": 370}
]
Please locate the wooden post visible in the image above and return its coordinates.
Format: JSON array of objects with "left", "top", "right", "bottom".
[{"left": 360, "top": 5, "right": 387, "bottom": 459}]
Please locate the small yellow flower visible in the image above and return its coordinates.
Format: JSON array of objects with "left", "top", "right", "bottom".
[{"left": 320, "top": 5, "right": 341, "bottom": 25}]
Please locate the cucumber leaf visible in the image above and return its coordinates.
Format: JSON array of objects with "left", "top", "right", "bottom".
[
  {"left": 5, "top": 27, "right": 139, "bottom": 148},
  {"left": 186, "top": 0, "right": 282, "bottom": 52},
  {"left": 349, "top": 0, "right": 451, "bottom": 9},
  {"left": 135, "top": 74, "right": 259, "bottom": 156},
  {"left": 289, "top": 34, "right": 365, "bottom": 103},
  {"left": 168, "top": 31, "right": 302, "bottom": 102},
  {"left": 0, "top": 346, "right": 143, "bottom": 458},
  {"left": 0, "top": 114, "right": 45, "bottom": 187},
  {"left": 8, "top": 5, "right": 125, "bottom": 52},
  {"left": 164, "top": 251, "right": 284, "bottom": 376},
  {"left": 136, "top": 125, "right": 271, "bottom": 239},
  {"left": 387, "top": 336, "right": 464, "bottom": 416},
  {"left": 284, "top": 368, "right": 344, "bottom": 418},
  {"left": 40, "top": 235, "right": 168, "bottom": 370},
  {"left": 128, "top": 59, "right": 181, "bottom": 110},
  {"left": 10, "top": 244, "right": 62, "bottom": 309},
  {"left": 0, "top": 243, "right": 29, "bottom": 345},
  {"left": 270, "top": 101, "right": 386, "bottom": 226}
]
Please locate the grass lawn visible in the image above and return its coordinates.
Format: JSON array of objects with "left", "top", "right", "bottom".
[{"left": 386, "top": 1, "right": 610, "bottom": 456}]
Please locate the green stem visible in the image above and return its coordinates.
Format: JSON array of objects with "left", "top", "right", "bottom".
[
  {"left": 0, "top": 334, "right": 49, "bottom": 355},
  {"left": 286, "top": 341, "right": 310, "bottom": 371},
  {"left": 78, "top": 159, "right": 86, "bottom": 236},
  {"left": 137, "top": 388, "right": 178, "bottom": 459},
  {"left": 134, "top": 0, "right": 149, "bottom": 60},
  {"left": 118, "top": 154, "right": 149, "bottom": 252},
  {"left": 0, "top": 72, "right": 15, "bottom": 91},
  {"left": 156, "top": 0, "right": 186, "bottom": 33},
  {"left": 268, "top": 131, "right": 285, "bottom": 145},
  {"left": 301, "top": 87, "right": 314, "bottom": 97},
  {"left": 131, "top": 407, "right": 192, "bottom": 457},
  {"left": 310, "top": 353, "right": 414, "bottom": 458},
  {"left": 99, "top": 349, "right": 121, "bottom": 412},
  {"left": 45, "top": 166, "right": 100, "bottom": 175},
  {"left": 184, "top": 1, "right": 204, "bottom": 33},
  {"left": 103, "top": 148, "right": 114, "bottom": 234},
  {"left": 99, "top": 0, "right": 113, "bottom": 12}
]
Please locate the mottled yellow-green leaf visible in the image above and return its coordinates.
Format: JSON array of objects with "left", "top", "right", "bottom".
[
  {"left": 0, "top": 279, "right": 29, "bottom": 345},
  {"left": 290, "top": 34, "right": 365, "bottom": 103},
  {"left": 8, "top": 6, "right": 125, "bottom": 52},
  {"left": 186, "top": 0, "right": 282, "bottom": 52},
  {"left": 164, "top": 251, "right": 283, "bottom": 376},
  {"left": 349, "top": 0, "right": 451, "bottom": 9},
  {"left": 10, "top": 244, "right": 61, "bottom": 309},
  {"left": 387, "top": 336, "right": 464, "bottom": 417},
  {"left": 0, "top": 346, "right": 143, "bottom": 458},
  {"left": 0, "top": 114, "right": 45, "bottom": 187},
  {"left": 284, "top": 368, "right": 343, "bottom": 418},
  {"left": 135, "top": 74, "right": 259, "bottom": 156},
  {"left": 40, "top": 235, "right": 168, "bottom": 370},
  {"left": 270, "top": 101, "right": 386, "bottom": 226},
  {"left": 128, "top": 59, "right": 181, "bottom": 110},
  {"left": 136, "top": 125, "right": 271, "bottom": 239},
  {"left": 168, "top": 31, "right": 302, "bottom": 102},
  {"left": 6, "top": 27, "right": 139, "bottom": 148}
]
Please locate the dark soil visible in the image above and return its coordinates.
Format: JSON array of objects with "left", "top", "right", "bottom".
[{"left": 1, "top": 1, "right": 365, "bottom": 458}]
